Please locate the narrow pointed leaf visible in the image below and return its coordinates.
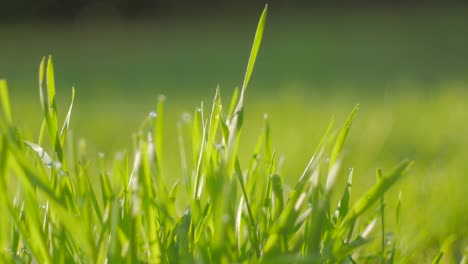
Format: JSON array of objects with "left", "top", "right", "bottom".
[{"left": 329, "top": 104, "right": 359, "bottom": 173}]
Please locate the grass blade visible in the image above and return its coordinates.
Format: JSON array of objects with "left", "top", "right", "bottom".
[
  {"left": 431, "top": 251, "right": 444, "bottom": 264},
  {"left": 329, "top": 104, "right": 359, "bottom": 173},
  {"left": 242, "top": 4, "right": 268, "bottom": 92},
  {"left": 342, "top": 160, "right": 413, "bottom": 227},
  {"left": 227, "top": 5, "right": 268, "bottom": 167},
  {"left": 335, "top": 168, "right": 353, "bottom": 222},
  {"left": 59, "top": 86, "right": 75, "bottom": 144},
  {"left": 0, "top": 80, "right": 12, "bottom": 124}
]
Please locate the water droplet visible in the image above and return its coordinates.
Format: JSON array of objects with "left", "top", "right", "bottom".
[
  {"left": 215, "top": 144, "right": 225, "bottom": 151},
  {"left": 149, "top": 111, "right": 157, "bottom": 118},
  {"left": 54, "top": 162, "right": 62, "bottom": 170},
  {"left": 182, "top": 112, "right": 191, "bottom": 122},
  {"left": 114, "top": 153, "right": 124, "bottom": 161}
]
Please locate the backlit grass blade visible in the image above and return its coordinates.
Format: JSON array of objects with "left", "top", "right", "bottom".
[
  {"left": 396, "top": 191, "right": 402, "bottom": 235},
  {"left": 387, "top": 192, "right": 402, "bottom": 264},
  {"left": 99, "top": 169, "right": 114, "bottom": 202},
  {"left": 7, "top": 142, "right": 63, "bottom": 206},
  {"left": 39, "top": 56, "right": 64, "bottom": 163},
  {"left": 227, "top": 5, "right": 267, "bottom": 167},
  {"left": 85, "top": 166, "right": 104, "bottom": 225},
  {"left": 431, "top": 251, "right": 444, "bottom": 264},
  {"left": 332, "top": 236, "right": 371, "bottom": 259},
  {"left": 46, "top": 55, "right": 57, "bottom": 110},
  {"left": 329, "top": 104, "right": 358, "bottom": 173},
  {"left": 38, "top": 56, "right": 46, "bottom": 111},
  {"left": 192, "top": 104, "right": 203, "bottom": 165},
  {"left": 38, "top": 119, "right": 47, "bottom": 146},
  {"left": 204, "top": 88, "right": 222, "bottom": 174},
  {"left": 0, "top": 146, "right": 52, "bottom": 263},
  {"left": 0, "top": 79, "right": 12, "bottom": 124},
  {"left": 152, "top": 95, "right": 169, "bottom": 201},
  {"left": 0, "top": 137, "right": 10, "bottom": 251},
  {"left": 2, "top": 192, "right": 52, "bottom": 263},
  {"left": 227, "top": 87, "right": 239, "bottom": 120},
  {"left": 270, "top": 173, "right": 284, "bottom": 219},
  {"left": 377, "top": 168, "right": 386, "bottom": 262},
  {"left": 335, "top": 168, "right": 353, "bottom": 222},
  {"left": 342, "top": 160, "right": 413, "bottom": 227},
  {"left": 234, "top": 158, "right": 258, "bottom": 242},
  {"left": 177, "top": 121, "right": 191, "bottom": 195},
  {"left": 263, "top": 114, "right": 336, "bottom": 255},
  {"left": 299, "top": 115, "right": 334, "bottom": 182},
  {"left": 242, "top": 5, "right": 267, "bottom": 93},
  {"left": 245, "top": 119, "right": 265, "bottom": 195},
  {"left": 59, "top": 86, "right": 75, "bottom": 144},
  {"left": 192, "top": 103, "right": 206, "bottom": 199},
  {"left": 154, "top": 95, "right": 165, "bottom": 173},
  {"left": 193, "top": 114, "right": 207, "bottom": 199}
]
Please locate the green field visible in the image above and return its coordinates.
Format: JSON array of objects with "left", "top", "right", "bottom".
[{"left": 1, "top": 7, "right": 468, "bottom": 262}]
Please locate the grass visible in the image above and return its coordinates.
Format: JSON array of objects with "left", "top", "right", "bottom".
[{"left": 1, "top": 6, "right": 468, "bottom": 263}]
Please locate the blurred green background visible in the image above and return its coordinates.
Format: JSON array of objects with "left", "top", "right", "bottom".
[{"left": 1, "top": 1, "right": 468, "bottom": 259}]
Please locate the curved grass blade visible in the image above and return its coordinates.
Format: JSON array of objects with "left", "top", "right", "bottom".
[
  {"left": 431, "top": 251, "right": 444, "bottom": 264},
  {"left": 39, "top": 56, "right": 64, "bottom": 163},
  {"left": 335, "top": 168, "right": 353, "bottom": 222},
  {"left": 342, "top": 160, "right": 413, "bottom": 227},
  {"left": 154, "top": 95, "right": 165, "bottom": 173},
  {"left": 227, "top": 87, "right": 239, "bottom": 120},
  {"left": 227, "top": 5, "right": 268, "bottom": 167},
  {"left": 46, "top": 55, "right": 57, "bottom": 109},
  {"left": 59, "top": 86, "right": 76, "bottom": 144},
  {"left": 242, "top": 4, "right": 267, "bottom": 93},
  {"left": 24, "top": 140, "right": 55, "bottom": 168},
  {"left": 329, "top": 104, "right": 358, "bottom": 173},
  {"left": 0, "top": 79, "right": 12, "bottom": 124}
]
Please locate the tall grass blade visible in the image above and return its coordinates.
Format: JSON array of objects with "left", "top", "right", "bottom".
[
  {"left": 329, "top": 104, "right": 358, "bottom": 173},
  {"left": 227, "top": 5, "right": 267, "bottom": 166},
  {"left": 59, "top": 86, "right": 75, "bottom": 144},
  {"left": 228, "top": 87, "right": 239, "bottom": 120},
  {"left": 46, "top": 55, "right": 57, "bottom": 109},
  {"left": 242, "top": 5, "right": 267, "bottom": 93},
  {"left": 335, "top": 168, "right": 353, "bottom": 222},
  {"left": 342, "top": 160, "right": 412, "bottom": 227},
  {"left": 0, "top": 80, "right": 12, "bottom": 124}
]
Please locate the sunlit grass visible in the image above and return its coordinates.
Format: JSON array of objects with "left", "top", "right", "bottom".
[{"left": 1, "top": 5, "right": 467, "bottom": 263}]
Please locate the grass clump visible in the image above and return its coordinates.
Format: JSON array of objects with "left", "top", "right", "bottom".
[{"left": 0, "top": 5, "right": 419, "bottom": 263}]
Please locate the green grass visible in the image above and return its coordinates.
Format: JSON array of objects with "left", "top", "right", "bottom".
[{"left": 1, "top": 6, "right": 468, "bottom": 263}]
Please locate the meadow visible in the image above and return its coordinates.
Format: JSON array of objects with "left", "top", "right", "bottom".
[{"left": 1, "top": 6, "right": 468, "bottom": 263}]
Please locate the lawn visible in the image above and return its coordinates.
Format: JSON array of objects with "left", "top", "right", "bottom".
[{"left": 1, "top": 6, "right": 467, "bottom": 262}]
